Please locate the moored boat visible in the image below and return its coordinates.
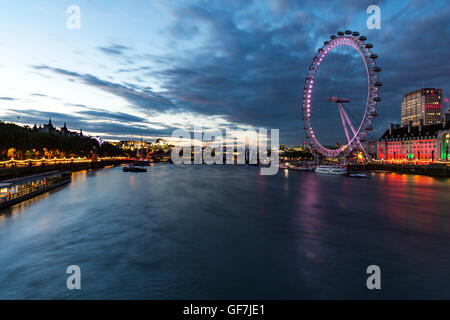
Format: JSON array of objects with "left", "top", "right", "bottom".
[
  {"left": 123, "top": 165, "right": 147, "bottom": 172},
  {"left": 315, "top": 165, "right": 348, "bottom": 175},
  {"left": 290, "top": 166, "right": 315, "bottom": 172},
  {"left": 0, "top": 171, "right": 71, "bottom": 210},
  {"left": 279, "top": 163, "right": 289, "bottom": 169},
  {"left": 134, "top": 160, "right": 150, "bottom": 166}
]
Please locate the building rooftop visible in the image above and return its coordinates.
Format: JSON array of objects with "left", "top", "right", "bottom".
[
  {"left": 379, "top": 121, "right": 450, "bottom": 141},
  {"left": 403, "top": 88, "right": 442, "bottom": 96}
]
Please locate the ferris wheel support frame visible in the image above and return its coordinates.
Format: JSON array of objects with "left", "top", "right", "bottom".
[{"left": 336, "top": 101, "right": 371, "bottom": 161}]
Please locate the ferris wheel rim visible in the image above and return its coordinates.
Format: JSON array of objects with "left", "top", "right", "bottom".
[{"left": 302, "top": 31, "right": 380, "bottom": 158}]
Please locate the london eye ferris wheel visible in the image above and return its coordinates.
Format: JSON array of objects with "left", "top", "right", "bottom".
[{"left": 302, "top": 30, "right": 381, "bottom": 159}]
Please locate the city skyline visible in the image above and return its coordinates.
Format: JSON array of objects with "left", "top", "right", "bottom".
[
  {"left": 1, "top": 1, "right": 450, "bottom": 304},
  {"left": 0, "top": 0, "right": 449, "bottom": 145}
]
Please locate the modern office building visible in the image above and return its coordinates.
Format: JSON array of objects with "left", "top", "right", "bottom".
[{"left": 401, "top": 88, "right": 443, "bottom": 126}]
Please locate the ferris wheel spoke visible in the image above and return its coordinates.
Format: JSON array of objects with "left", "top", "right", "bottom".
[
  {"left": 337, "top": 103, "right": 352, "bottom": 143},
  {"left": 339, "top": 103, "right": 357, "bottom": 137},
  {"left": 340, "top": 103, "right": 371, "bottom": 160}
]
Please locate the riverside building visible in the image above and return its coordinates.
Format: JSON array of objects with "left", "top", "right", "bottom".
[{"left": 377, "top": 120, "right": 450, "bottom": 162}]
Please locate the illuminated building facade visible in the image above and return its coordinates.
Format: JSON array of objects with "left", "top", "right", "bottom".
[
  {"left": 401, "top": 88, "right": 443, "bottom": 126},
  {"left": 377, "top": 121, "right": 450, "bottom": 162},
  {"left": 118, "top": 140, "right": 147, "bottom": 151},
  {"left": 437, "top": 130, "right": 450, "bottom": 161}
]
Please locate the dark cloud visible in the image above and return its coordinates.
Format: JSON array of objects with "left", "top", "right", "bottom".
[
  {"left": 0, "top": 97, "right": 18, "bottom": 101},
  {"left": 76, "top": 110, "right": 147, "bottom": 123},
  {"left": 2, "top": 109, "right": 174, "bottom": 141},
  {"left": 32, "top": 65, "right": 174, "bottom": 114},
  {"left": 98, "top": 44, "right": 132, "bottom": 56},
  {"left": 116, "top": 66, "right": 151, "bottom": 73},
  {"left": 3, "top": 109, "right": 83, "bottom": 128},
  {"left": 146, "top": 0, "right": 450, "bottom": 145},
  {"left": 26, "top": 1, "right": 450, "bottom": 145}
]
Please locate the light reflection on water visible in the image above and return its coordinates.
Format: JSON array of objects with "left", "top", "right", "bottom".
[{"left": 0, "top": 165, "right": 449, "bottom": 299}]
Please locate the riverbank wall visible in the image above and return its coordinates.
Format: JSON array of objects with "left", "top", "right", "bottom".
[
  {"left": 348, "top": 163, "right": 450, "bottom": 177},
  {"left": 0, "top": 159, "right": 133, "bottom": 180}
]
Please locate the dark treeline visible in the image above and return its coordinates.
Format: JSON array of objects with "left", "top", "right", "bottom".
[{"left": 0, "top": 121, "right": 128, "bottom": 160}]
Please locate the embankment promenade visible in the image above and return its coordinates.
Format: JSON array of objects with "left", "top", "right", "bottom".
[
  {"left": 348, "top": 163, "right": 450, "bottom": 177},
  {"left": 0, "top": 159, "right": 134, "bottom": 180}
]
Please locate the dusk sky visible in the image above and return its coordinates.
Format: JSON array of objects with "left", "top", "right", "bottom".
[{"left": 0, "top": 0, "right": 449, "bottom": 145}]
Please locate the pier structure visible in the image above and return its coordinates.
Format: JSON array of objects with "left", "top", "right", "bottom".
[{"left": 0, "top": 171, "right": 71, "bottom": 209}]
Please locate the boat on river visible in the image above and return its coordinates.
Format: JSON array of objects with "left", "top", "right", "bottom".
[
  {"left": 290, "top": 165, "right": 315, "bottom": 172},
  {"left": 123, "top": 165, "right": 147, "bottom": 172},
  {"left": 134, "top": 160, "right": 151, "bottom": 166},
  {"left": 0, "top": 171, "right": 71, "bottom": 210},
  {"left": 315, "top": 165, "right": 348, "bottom": 175}
]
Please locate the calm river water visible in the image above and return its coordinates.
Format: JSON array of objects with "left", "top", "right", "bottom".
[{"left": 0, "top": 164, "right": 449, "bottom": 299}]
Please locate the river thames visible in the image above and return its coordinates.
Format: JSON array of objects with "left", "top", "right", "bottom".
[{"left": 0, "top": 164, "right": 449, "bottom": 299}]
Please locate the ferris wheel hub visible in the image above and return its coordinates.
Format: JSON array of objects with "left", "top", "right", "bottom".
[{"left": 328, "top": 96, "right": 350, "bottom": 103}]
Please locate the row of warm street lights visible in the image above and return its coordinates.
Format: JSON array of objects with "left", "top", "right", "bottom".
[{"left": 0, "top": 157, "right": 128, "bottom": 168}]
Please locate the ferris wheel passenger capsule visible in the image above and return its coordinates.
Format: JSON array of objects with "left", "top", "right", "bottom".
[
  {"left": 365, "top": 43, "right": 373, "bottom": 48},
  {"left": 337, "top": 31, "right": 344, "bottom": 36},
  {"left": 359, "top": 36, "right": 367, "bottom": 41},
  {"left": 352, "top": 31, "right": 360, "bottom": 36},
  {"left": 345, "top": 30, "right": 352, "bottom": 35}
]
